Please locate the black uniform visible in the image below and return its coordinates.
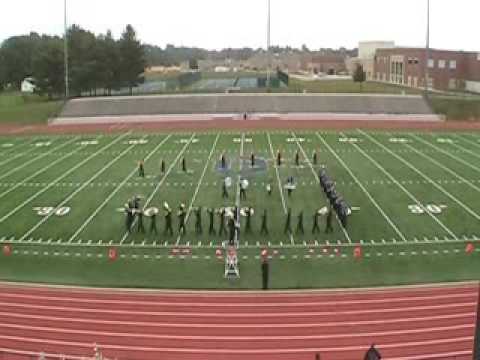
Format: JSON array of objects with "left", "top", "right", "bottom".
[
  {"left": 125, "top": 205, "right": 134, "bottom": 233},
  {"left": 261, "top": 259, "right": 269, "bottom": 290},
  {"left": 284, "top": 208, "right": 292, "bottom": 234},
  {"left": 277, "top": 151, "right": 282, "bottom": 167},
  {"left": 182, "top": 157, "right": 187, "bottom": 172},
  {"left": 137, "top": 210, "right": 145, "bottom": 233},
  {"left": 251, "top": 153, "right": 255, "bottom": 168},
  {"left": 313, "top": 151, "right": 318, "bottom": 166},
  {"left": 296, "top": 211, "right": 304, "bottom": 235},
  {"left": 228, "top": 217, "right": 236, "bottom": 246},
  {"left": 240, "top": 180, "right": 247, "bottom": 201},
  {"left": 218, "top": 209, "right": 227, "bottom": 236},
  {"left": 312, "top": 211, "right": 321, "bottom": 234},
  {"left": 178, "top": 207, "right": 186, "bottom": 235},
  {"left": 160, "top": 159, "right": 165, "bottom": 174},
  {"left": 295, "top": 151, "right": 300, "bottom": 167},
  {"left": 325, "top": 209, "right": 334, "bottom": 234},
  {"left": 194, "top": 207, "right": 202, "bottom": 235},
  {"left": 164, "top": 208, "right": 173, "bottom": 236},
  {"left": 150, "top": 212, "right": 158, "bottom": 235},
  {"left": 208, "top": 208, "right": 216, "bottom": 235},
  {"left": 221, "top": 154, "right": 227, "bottom": 169},
  {"left": 260, "top": 209, "right": 269, "bottom": 235},
  {"left": 245, "top": 208, "right": 253, "bottom": 234},
  {"left": 138, "top": 161, "right": 145, "bottom": 178}
]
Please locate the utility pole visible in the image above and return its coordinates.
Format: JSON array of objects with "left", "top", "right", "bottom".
[
  {"left": 266, "top": 0, "right": 271, "bottom": 88},
  {"left": 424, "top": 0, "right": 430, "bottom": 97},
  {"left": 64, "top": 0, "right": 69, "bottom": 100}
]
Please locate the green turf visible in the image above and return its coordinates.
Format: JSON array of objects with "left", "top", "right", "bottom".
[
  {"left": 0, "top": 92, "right": 64, "bottom": 124},
  {"left": 0, "top": 129, "right": 480, "bottom": 289}
]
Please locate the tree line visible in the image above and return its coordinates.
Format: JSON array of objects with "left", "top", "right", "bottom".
[{"left": 0, "top": 24, "right": 145, "bottom": 98}]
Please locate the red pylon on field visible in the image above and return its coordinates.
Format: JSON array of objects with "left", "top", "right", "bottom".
[
  {"left": 353, "top": 246, "right": 362, "bottom": 260},
  {"left": 2, "top": 245, "right": 11, "bottom": 257},
  {"left": 108, "top": 247, "right": 118, "bottom": 261},
  {"left": 465, "top": 243, "right": 475, "bottom": 254}
]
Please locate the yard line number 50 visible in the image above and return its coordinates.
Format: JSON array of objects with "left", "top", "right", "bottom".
[
  {"left": 408, "top": 204, "right": 447, "bottom": 215},
  {"left": 33, "top": 207, "right": 71, "bottom": 217}
]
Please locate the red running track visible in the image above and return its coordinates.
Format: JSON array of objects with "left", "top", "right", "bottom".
[{"left": 0, "top": 282, "right": 477, "bottom": 360}]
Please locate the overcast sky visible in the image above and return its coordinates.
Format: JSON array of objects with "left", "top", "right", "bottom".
[{"left": 1, "top": 0, "right": 479, "bottom": 51}]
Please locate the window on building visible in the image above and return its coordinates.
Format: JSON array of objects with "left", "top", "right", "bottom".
[
  {"left": 438, "top": 60, "right": 446, "bottom": 69},
  {"left": 428, "top": 59, "right": 435, "bottom": 68},
  {"left": 449, "top": 60, "right": 457, "bottom": 69}
]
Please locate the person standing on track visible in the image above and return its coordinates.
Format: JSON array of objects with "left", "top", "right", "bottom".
[
  {"left": 138, "top": 159, "right": 145, "bottom": 178},
  {"left": 178, "top": 204, "right": 187, "bottom": 235}
]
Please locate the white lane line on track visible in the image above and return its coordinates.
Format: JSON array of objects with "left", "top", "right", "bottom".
[
  {"left": 359, "top": 130, "right": 480, "bottom": 222},
  {"left": 67, "top": 134, "right": 173, "bottom": 244},
  {"left": 0, "top": 137, "right": 82, "bottom": 201},
  {"left": 293, "top": 131, "right": 352, "bottom": 244},
  {"left": 349, "top": 136, "right": 458, "bottom": 240},
  {"left": 176, "top": 133, "right": 220, "bottom": 246},
  {"left": 19, "top": 135, "right": 144, "bottom": 242},
  {"left": 318, "top": 132, "right": 407, "bottom": 242},
  {"left": 266, "top": 132, "right": 294, "bottom": 245},
  {"left": 0, "top": 334, "right": 472, "bottom": 354},
  {"left": 120, "top": 133, "right": 196, "bottom": 244},
  {"left": 0, "top": 133, "right": 125, "bottom": 224}
]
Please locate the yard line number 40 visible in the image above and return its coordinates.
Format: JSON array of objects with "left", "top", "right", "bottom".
[{"left": 408, "top": 204, "right": 447, "bottom": 215}]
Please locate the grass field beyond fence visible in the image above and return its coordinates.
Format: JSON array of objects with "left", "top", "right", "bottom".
[{"left": 0, "top": 129, "right": 480, "bottom": 288}]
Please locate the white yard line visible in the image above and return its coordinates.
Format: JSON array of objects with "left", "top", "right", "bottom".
[
  {"left": 317, "top": 132, "right": 407, "bottom": 242},
  {"left": 292, "top": 132, "right": 352, "bottom": 244},
  {"left": 266, "top": 132, "right": 294, "bottom": 245},
  {"left": 0, "top": 137, "right": 82, "bottom": 201},
  {"left": 19, "top": 136, "right": 145, "bottom": 242},
  {"left": 0, "top": 138, "right": 40, "bottom": 167},
  {"left": 360, "top": 130, "right": 480, "bottom": 222},
  {"left": 412, "top": 134, "right": 480, "bottom": 175},
  {"left": 0, "top": 133, "right": 128, "bottom": 224},
  {"left": 0, "top": 137, "right": 78, "bottom": 182},
  {"left": 120, "top": 133, "right": 196, "bottom": 244},
  {"left": 350, "top": 139, "right": 458, "bottom": 240},
  {"left": 67, "top": 135, "right": 173, "bottom": 244},
  {"left": 176, "top": 133, "right": 220, "bottom": 246},
  {"left": 453, "top": 133, "right": 480, "bottom": 151}
]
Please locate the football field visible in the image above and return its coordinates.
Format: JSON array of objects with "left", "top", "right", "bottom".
[{"left": 0, "top": 129, "right": 480, "bottom": 288}]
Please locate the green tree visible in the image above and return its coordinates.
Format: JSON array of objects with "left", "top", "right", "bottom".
[
  {"left": 119, "top": 24, "right": 146, "bottom": 95},
  {"left": 68, "top": 25, "right": 97, "bottom": 96},
  {"left": 0, "top": 49, "right": 6, "bottom": 91},
  {"left": 97, "top": 31, "right": 122, "bottom": 95},
  {"left": 32, "top": 38, "right": 64, "bottom": 98},
  {"left": 353, "top": 64, "right": 366, "bottom": 91}
]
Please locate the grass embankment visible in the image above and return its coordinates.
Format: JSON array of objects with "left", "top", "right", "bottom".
[
  {"left": 429, "top": 96, "right": 480, "bottom": 121},
  {"left": 0, "top": 92, "right": 64, "bottom": 124}
]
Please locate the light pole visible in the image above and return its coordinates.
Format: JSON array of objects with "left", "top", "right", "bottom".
[
  {"left": 64, "top": 0, "right": 69, "bottom": 99},
  {"left": 424, "top": 0, "right": 430, "bottom": 97},
  {"left": 266, "top": 0, "right": 271, "bottom": 88}
]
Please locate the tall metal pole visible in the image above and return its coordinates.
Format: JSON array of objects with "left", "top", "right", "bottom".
[
  {"left": 64, "top": 0, "right": 69, "bottom": 99},
  {"left": 424, "top": 0, "right": 430, "bottom": 96},
  {"left": 266, "top": 0, "right": 271, "bottom": 88}
]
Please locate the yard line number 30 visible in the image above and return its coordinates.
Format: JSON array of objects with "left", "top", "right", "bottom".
[
  {"left": 408, "top": 204, "right": 447, "bottom": 215},
  {"left": 33, "top": 207, "right": 71, "bottom": 217}
]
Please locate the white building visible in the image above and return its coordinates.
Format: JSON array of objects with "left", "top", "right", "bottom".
[{"left": 21, "top": 77, "right": 36, "bottom": 93}]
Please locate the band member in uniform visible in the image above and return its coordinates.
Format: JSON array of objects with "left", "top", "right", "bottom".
[
  {"left": 208, "top": 208, "right": 216, "bottom": 235},
  {"left": 218, "top": 208, "right": 227, "bottom": 236},
  {"left": 240, "top": 178, "right": 248, "bottom": 201},
  {"left": 228, "top": 212, "right": 236, "bottom": 246},
  {"left": 296, "top": 211, "right": 304, "bottom": 235},
  {"left": 194, "top": 206, "right": 203, "bottom": 235},
  {"left": 286, "top": 176, "right": 295, "bottom": 198},
  {"left": 160, "top": 159, "right": 166, "bottom": 174},
  {"left": 124, "top": 202, "right": 134, "bottom": 233},
  {"left": 312, "top": 209, "right": 321, "bottom": 234},
  {"left": 295, "top": 151, "right": 300, "bottom": 167},
  {"left": 313, "top": 151, "right": 318, "bottom": 166},
  {"left": 178, "top": 204, "right": 187, "bottom": 235},
  {"left": 284, "top": 208, "right": 292, "bottom": 234},
  {"left": 261, "top": 257, "right": 269, "bottom": 290},
  {"left": 137, "top": 209, "right": 145, "bottom": 234},
  {"left": 182, "top": 157, "right": 187, "bottom": 173},
  {"left": 245, "top": 207, "right": 253, "bottom": 234},
  {"left": 251, "top": 152, "right": 255, "bottom": 168},
  {"left": 277, "top": 150, "right": 282, "bottom": 167},
  {"left": 260, "top": 209, "right": 269, "bottom": 235},
  {"left": 266, "top": 183, "right": 272, "bottom": 196},
  {"left": 164, "top": 203, "right": 173, "bottom": 236},
  {"left": 138, "top": 160, "right": 145, "bottom": 178},
  {"left": 150, "top": 209, "right": 158, "bottom": 235},
  {"left": 222, "top": 178, "right": 229, "bottom": 199},
  {"left": 221, "top": 153, "right": 227, "bottom": 169},
  {"left": 325, "top": 207, "right": 334, "bottom": 234}
]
